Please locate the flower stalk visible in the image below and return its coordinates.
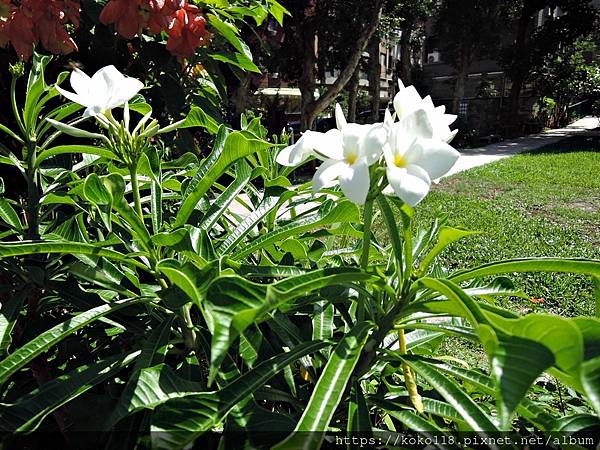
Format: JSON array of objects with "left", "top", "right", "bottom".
[{"left": 398, "top": 328, "right": 424, "bottom": 413}]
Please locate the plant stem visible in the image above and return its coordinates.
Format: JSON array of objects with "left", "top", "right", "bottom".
[
  {"left": 129, "top": 163, "right": 143, "bottom": 220},
  {"left": 401, "top": 212, "right": 413, "bottom": 289},
  {"left": 179, "top": 304, "right": 198, "bottom": 354},
  {"left": 25, "top": 139, "right": 39, "bottom": 241},
  {"left": 358, "top": 199, "right": 374, "bottom": 322}
]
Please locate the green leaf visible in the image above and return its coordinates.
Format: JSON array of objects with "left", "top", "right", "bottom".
[
  {"left": 348, "top": 382, "right": 372, "bottom": 447},
  {"left": 36, "top": 145, "right": 116, "bottom": 168},
  {"left": 0, "top": 351, "right": 139, "bottom": 433},
  {"left": 181, "top": 106, "right": 220, "bottom": 134},
  {"left": 204, "top": 269, "right": 374, "bottom": 382},
  {"left": 0, "top": 198, "right": 22, "bottom": 232},
  {"left": 418, "top": 359, "right": 557, "bottom": 430},
  {"left": 84, "top": 173, "right": 113, "bottom": 206},
  {"left": 156, "top": 259, "right": 219, "bottom": 307},
  {"left": 24, "top": 53, "right": 51, "bottom": 132},
  {"left": 274, "top": 322, "right": 373, "bottom": 450},
  {"left": 477, "top": 324, "right": 554, "bottom": 430},
  {"left": 268, "top": 0, "right": 290, "bottom": 25},
  {"left": 198, "top": 161, "right": 257, "bottom": 231},
  {"left": 581, "top": 356, "right": 600, "bottom": 416},
  {"left": 108, "top": 363, "right": 204, "bottom": 428},
  {"left": 486, "top": 314, "right": 584, "bottom": 377},
  {"left": 419, "top": 227, "right": 478, "bottom": 272},
  {"left": 175, "top": 127, "right": 272, "bottom": 226},
  {"left": 0, "top": 241, "right": 149, "bottom": 271},
  {"left": 216, "top": 186, "right": 292, "bottom": 255},
  {"left": 150, "top": 340, "right": 329, "bottom": 450},
  {"left": 401, "top": 356, "right": 499, "bottom": 433},
  {"left": 234, "top": 200, "right": 360, "bottom": 260},
  {"left": 0, "top": 298, "right": 148, "bottom": 385},
  {"left": 0, "top": 289, "right": 27, "bottom": 355},
  {"left": 450, "top": 258, "right": 600, "bottom": 283}
]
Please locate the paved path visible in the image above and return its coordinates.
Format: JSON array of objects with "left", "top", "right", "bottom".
[{"left": 444, "top": 116, "right": 600, "bottom": 177}]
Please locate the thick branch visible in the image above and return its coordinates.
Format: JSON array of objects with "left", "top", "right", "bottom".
[{"left": 308, "top": 0, "right": 384, "bottom": 119}]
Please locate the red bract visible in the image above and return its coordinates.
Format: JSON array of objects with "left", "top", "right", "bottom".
[
  {"left": 142, "top": 0, "right": 168, "bottom": 34},
  {"left": 165, "top": 1, "right": 209, "bottom": 58},
  {"left": 30, "top": 0, "right": 78, "bottom": 56},
  {"left": 100, "top": 0, "right": 145, "bottom": 40},
  {"left": 0, "top": 0, "right": 79, "bottom": 60}
]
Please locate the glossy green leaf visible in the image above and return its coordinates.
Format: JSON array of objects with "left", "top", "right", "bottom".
[
  {"left": 217, "top": 186, "right": 292, "bottom": 255},
  {"left": 234, "top": 200, "right": 360, "bottom": 260},
  {"left": 0, "top": 241, "right": 149, "bottom": 271},
  {"left": 36, "top": 145, "right": 115, "bottom": 168},
  {"left": 150, "top": 340, "right": 329, "bottom": 450},
  {"left": 0, "top": 298, "right": 148, "bottom": 385},
  {"left": 156, "top": 259, "right": 219, "bottom": 307},
  {"left": 581, "top": 356, "right": 600, "bottom": 416},
  {"left": 181, "top": 106, "right": 220, "bottom": 134},
  {"left": 419, "top": 227, "right": 478, "bottom": 272},
  {"left": 0, "top": 351, "right": 139, "bottom": 433},
  {"left": 0, "top": 289, "right": 27, "bottom": 355},
  {"left": 274, "top": 322, "right": 373, "bottom": 450},
  {"left": 0, "top": 198, "right": 22, "bottom": 232},
  {"left": 477, "top": 324, "right": 554, "bottom": 430},
  {"left": 348, "top": 382, "right": 372, "bottom": 447},
  {"left": 450, "top": 258, "right": 600, "bottom": 283},
  {"left": 204, "top": 268, "right": 374, "bottom": 382},
  {"left": 401, "top": 356, "right": 498, "bottom": 433},
  {"left": 175, "top": 127, "right": 272, "bottom": 226}
]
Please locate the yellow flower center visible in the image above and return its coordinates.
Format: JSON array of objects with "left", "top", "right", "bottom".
[
  {"left": 394, "top": 153, "right": 407, "bottom": 168},
  {"left": 346, "top": 152, "right": 358, "bottom": 165}
]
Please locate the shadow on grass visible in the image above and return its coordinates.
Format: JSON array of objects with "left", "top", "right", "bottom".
[{"left": 524, "top": 133, "right": 600, "bottom": 155}]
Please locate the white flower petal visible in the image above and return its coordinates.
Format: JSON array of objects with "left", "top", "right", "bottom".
[
  {"left": 312, "top": 129, "right": 344, "bottom": 161},
  {"left": 70, "top": 69, "right": 91, "bottom": 97},
  {"left": 56, "top": 85, "right": 87, "bottom": 107},
  {"left": 445, "top": 129, "right": 459, "bottom": 144},
  {"left": 312, "top": 159, "right": 347, "bottom": 192},
  {"left": 109, "top": 77, "right": 145, "bottom": 109},
  {"left": 410, "top": 138, "right": 460, "bottom": 179},
  {"left": 360, "top": 124, "right": 386, "bottom": 165},
  {"left": 399, "top": 108, "right": 434, "bottom": 141},
  {"left": 335, "top": 103, "right": 347, "bottom": 130},
  {"left": 386, "top": 164, "right": 431, "bottom": 206},
  {"left": 339, "top": 160, "right": 370, "bottom": 205},
  {"left": 393, "top": 85, "right": 422, "bottom": 121},
  {"left": 83, "top": 105, "right": 103, "bottom": 118},
  {"left": 276, "top": 131, "right": 323, "bottom": 166}
]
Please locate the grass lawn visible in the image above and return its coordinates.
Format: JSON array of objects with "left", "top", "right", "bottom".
[{"left": 414, "top": 134, "right": 600, "bottom": 318}]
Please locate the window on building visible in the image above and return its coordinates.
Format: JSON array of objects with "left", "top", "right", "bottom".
[{"left": 458, "top": 100, "right": 469, "bottom": 117}]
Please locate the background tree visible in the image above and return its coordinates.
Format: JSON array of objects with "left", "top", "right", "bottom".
[
  {"left": 271, "top": 0, "right": 385, "bottom": 130},
  {"left": 535, "top": 39, "right": 600, "bottom": 126},
  {"left": 435, "top": 0, "right": 505, "bottom": 113},
  {"left": 500, "top": 0, "right": 598, "bottom": 123}
]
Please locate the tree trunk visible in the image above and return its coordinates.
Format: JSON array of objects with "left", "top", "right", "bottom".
[
  {"left": 452, "top": 52, "right": 468, "bottom": 114},
  {"left": 368, "top": 33, "right": 381, "bottom": 122},
  {"left": 506, "top": 2, "right": 538, "bottom": 123},
  {"left": 300, "top": 0, "right": 384, "bottom": 130},
  {"left": 347, "top": 67, "right": 360, "bottom": 122},
  {"left": 299, "top": 15, "right": 318, "bottom": 131},
  {"left": 230, "top": 75, "right": 250, "bottom": 127},
  {"left": 399, "top": 25, "right": 413, "bottom": 85}
]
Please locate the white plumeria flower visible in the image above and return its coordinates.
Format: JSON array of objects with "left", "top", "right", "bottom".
[
  {"left": 311, "top": 104, "right": 388, "bottom": 205},
  {"left": 276, "top": 130, "right": 321, "bottom": 166},
  {"left": 56, "top": 65, "right": 144, "bottom": 118},
  {"left": 394, "top": 80, "right": 458, "bottom": 143},
  {"left": 383, "top": 108, "right": 460, "bottom": 206}
]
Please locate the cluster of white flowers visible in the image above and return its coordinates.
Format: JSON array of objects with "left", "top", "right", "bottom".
[{"left": 277, "top": 81, "right": 460, "bottom": 206}]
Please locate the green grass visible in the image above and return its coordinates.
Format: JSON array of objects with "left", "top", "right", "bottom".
[{"left": 413, "top": 135, "right": 600, "bottom": 317}]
